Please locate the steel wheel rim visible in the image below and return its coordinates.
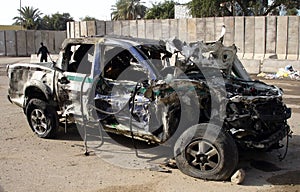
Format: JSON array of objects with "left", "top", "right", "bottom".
[
  {"left": 185, "top": 140, "right": 220, "bottom": 171},
  {"left": 31, "top": 109, "right": 48, "bottom": 135}
]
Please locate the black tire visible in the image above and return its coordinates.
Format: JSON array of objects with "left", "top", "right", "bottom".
[
  {"left": 174, "top": 123, "right": 238, "bottom": 181},
  {"left": 26, "top": 99, "right": 58, "bottom": 138}
]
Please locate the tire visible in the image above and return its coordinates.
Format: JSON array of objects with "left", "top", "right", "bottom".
[
  {"left": 174, "top": 123, "right": 238, "bottom": 181},
  {"left": 26, "top": 99, "right": 58, "bottom": 138}
]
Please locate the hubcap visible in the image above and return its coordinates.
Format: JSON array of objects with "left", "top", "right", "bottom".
[
  {"left": 185, "top": 140, "right": 220, "bottom": 171},
  {"left": 31, "top": 109, "right": 48, "bottom": 135}
]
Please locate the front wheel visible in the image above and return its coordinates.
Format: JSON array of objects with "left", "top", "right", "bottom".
[
  {"left": 174, "top": 123, "right": 238, "bottom": 181},
  {"left": 26, "top": 99, "right": 58, "bottom": 138}
]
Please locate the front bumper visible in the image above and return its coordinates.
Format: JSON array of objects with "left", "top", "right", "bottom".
[{"left": 237, "top": 124, "right": 290, "bottom": 150}]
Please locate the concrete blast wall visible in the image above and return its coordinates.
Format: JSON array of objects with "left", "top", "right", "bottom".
[
  {"left": 0, "top": 30, "right": 66, "bottom": 56},
  {"left": 67, "top": 16, "right": 300, "bottom": 61}
]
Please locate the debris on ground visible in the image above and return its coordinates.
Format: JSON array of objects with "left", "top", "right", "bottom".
[
  {"left": 257, "top": 65, "right": 300, "bottom": 80},
  {"left": 149, "top": 165, "right": 172, "bottom": 173},
  {"left": 161, "top": 158, "right": 178, "bottom": 169},
  {"left": 230, "top": 169, "right": 245, "bottom": 185}
]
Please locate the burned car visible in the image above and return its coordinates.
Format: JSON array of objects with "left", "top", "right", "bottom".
[{"left": 7, "top": 35, "right": 291, "bottom": 181}]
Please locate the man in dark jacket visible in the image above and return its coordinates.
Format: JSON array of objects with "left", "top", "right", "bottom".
[{"left": 37, "top": 42, "right": 50, "bottom": 62}]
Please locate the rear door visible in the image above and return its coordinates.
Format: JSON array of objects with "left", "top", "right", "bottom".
[{"left": 56, "top": 43, "right": 95, "bottom": 116}]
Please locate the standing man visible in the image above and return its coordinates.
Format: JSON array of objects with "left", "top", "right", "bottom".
[{"left": 37, "top": 42, "right": 50, "bottom": 62}]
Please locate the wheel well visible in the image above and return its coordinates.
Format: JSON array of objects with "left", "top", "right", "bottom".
[{"left": 25, "top": 86, "right": 47, "bottom": 104}]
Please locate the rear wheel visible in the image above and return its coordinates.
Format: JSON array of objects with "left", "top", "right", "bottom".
[
  {"left": 26, "top": 99, "right": 58, "bottom": 138},
  {"left": 174, "top": 123, "right": 238, "bottom": 181}
]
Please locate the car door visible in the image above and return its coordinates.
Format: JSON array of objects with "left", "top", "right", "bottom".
[
  {"left": 93, "top": 43, "right": 156, "bottom": 133},
  {"left": 56, "top": 43, "right": 95, "bottom": 117}
]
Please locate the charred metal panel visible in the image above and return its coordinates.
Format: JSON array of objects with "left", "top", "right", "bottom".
[{"left": 7, "top": 63, "right": 54, "bottom": 107}]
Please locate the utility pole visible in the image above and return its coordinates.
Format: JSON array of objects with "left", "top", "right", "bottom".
[{"left": 20, "top": 0, "right": 22, "bottom": 29}]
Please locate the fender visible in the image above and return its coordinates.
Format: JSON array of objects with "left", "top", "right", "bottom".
[{"left": 23, "top": 79, "right": 54, "bottom": 107}]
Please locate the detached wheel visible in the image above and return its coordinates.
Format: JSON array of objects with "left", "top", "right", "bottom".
[
  {"left": 174, "top": 123, "right": 238, "bottom": 181},
  {"left": 26, "top": 99, "right": 58, "bottom": 138}
]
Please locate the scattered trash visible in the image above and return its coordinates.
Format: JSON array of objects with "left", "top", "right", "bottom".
[{"left": 257, "top": 65, "right": 300, "bottom": 80}]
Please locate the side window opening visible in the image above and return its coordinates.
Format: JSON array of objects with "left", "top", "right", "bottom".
[
  {"left": 102, "top": 46, "right": 148, "bottom": 81},
  {"left": 64, "top": 44, "right": 94, "bottom": 74},
  {"left": 136, "top": 45, "right": 174, "bottom": 77},
  {"left": 140, "top": 47, "right": 164, "bottom": 71}
]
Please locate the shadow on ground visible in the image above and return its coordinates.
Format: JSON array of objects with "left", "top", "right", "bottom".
[{"left": 51, "top": 120, "right": 300, "bottom": 186}]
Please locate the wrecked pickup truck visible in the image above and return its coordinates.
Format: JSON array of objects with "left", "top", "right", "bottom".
[{"left": 7, "top": 35, "right": 291, "bottom": 181}]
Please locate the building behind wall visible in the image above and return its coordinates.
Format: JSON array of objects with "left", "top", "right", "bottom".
[{"left": 175, "top": 5, "right": 192, "bottom": 19}]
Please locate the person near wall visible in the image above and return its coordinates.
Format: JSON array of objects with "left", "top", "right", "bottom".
[{"left": 37, "top": 42, "right": 50, "bottom": 62}]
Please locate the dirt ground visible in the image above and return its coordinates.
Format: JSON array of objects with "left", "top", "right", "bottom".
[{"left": 0, "top": 57, "right": 300, "bottom": 192}]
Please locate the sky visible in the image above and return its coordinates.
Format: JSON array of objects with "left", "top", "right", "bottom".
[{"left": 0, "top": 0, "right": 190, "bottom": 25}]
